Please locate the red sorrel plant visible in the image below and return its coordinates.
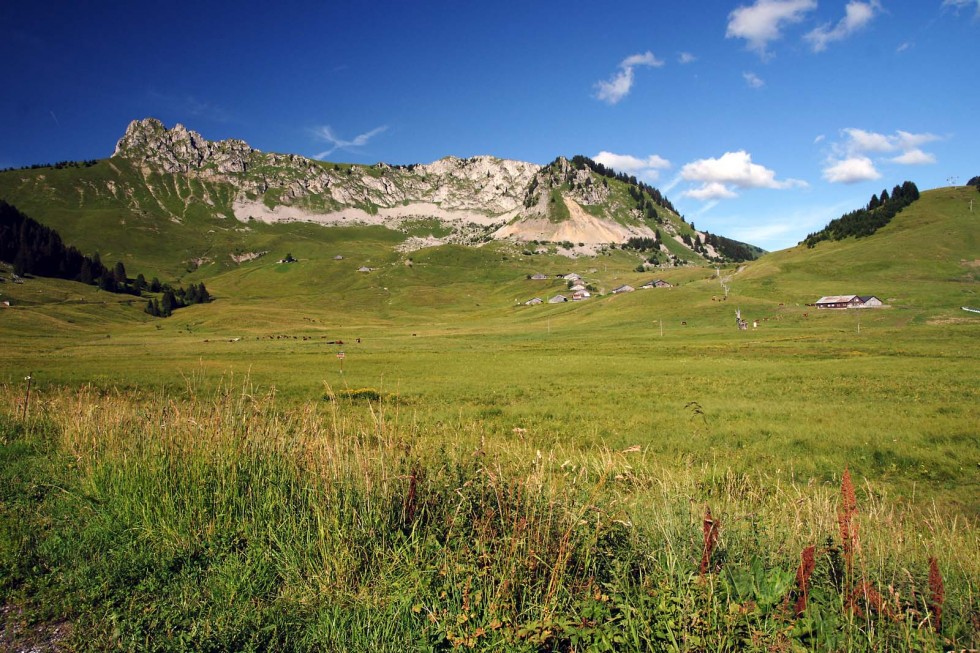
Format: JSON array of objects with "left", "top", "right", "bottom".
[
  {"left": 699, "top": 505, "right": 720, "bottom": 577},
  {"left": 794, "top": 545, "right": 816, "bottom": 616},
  {"left": 838, "top": 468, "right": 858, "bottom": 578},
  {"left": 847, "top": 580, "right": 889, "bottom": 619},
  {"left": 928, "top": 557, "right": 945, "bottom": 632}
]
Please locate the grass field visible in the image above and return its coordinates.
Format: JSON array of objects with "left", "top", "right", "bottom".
[{"left": 0, "top": 186, "right": 977, "bottom": 649}]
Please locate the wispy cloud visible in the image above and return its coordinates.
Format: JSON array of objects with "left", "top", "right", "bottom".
[
  {"left": 839, "top": 127, "right": 940, "bottom": 158},
  {"left": 594, "top": 51, "right": 665, "bottom": 105},
  {"left": 805, "top": 1, "right": 880, "bottom": 52},
  {"left": 889, "top": 149, "right": 936, "bottom": 165},
  {"left": 821, "top": 127, "right": 940, "bottom": 183},
  {"left": 685, "top": 182, "right": 739, "bottom": 200},
  {"left": 726, "top": 0, "right": 817, "bottom": 57},
  {"left": 681, "top": 150, "right": 807, "bottom": 200},
  {"left": 896, "top": 41, "right": 913, "bottom": 53},
  {"left": 312, "top": 124, "right": 388, "bottom": 159},
  {"left": 678, "top": 52, "right": 697, "bottom": 64},
  {"left": 743, "top": 71, "right": 765, "bottom": 88},
  {"left": 593, "top": 151, "right": 671, "bottom": 181},
  {"left": 942, "top": 0, "right": 980, "bottom": 18}
]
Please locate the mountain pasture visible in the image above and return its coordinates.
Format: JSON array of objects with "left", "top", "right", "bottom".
[{"left": 1, "top": 177, "right": 977, "bottom": 649}]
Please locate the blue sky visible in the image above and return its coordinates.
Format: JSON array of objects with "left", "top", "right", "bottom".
[{"left": 1, "top": 0, "right": 977, "bottom": 251}]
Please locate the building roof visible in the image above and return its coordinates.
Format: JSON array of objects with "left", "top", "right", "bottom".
[
  {"left": 815, "top": 295, "right": 857, "bottom": 304},
  {"left": 548, "top": 294, "right": 568, "bottom": 303},
  {"left": 612, "top": 285, "right": 635, "bottom": 293}
]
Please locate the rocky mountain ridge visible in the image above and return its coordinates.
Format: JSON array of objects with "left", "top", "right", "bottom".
[
  {"left": 111, "top": 118, "right": 745, "bottom": 262},
  {"left": 1, "top": 118, "right": 760, "bottom": 266}
]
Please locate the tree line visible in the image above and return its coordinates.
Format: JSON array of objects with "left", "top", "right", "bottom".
[
  {"left": 0, "top": 159, "right": 99, "bottom": 173},
  {"left": 0, "top": 200, "right": 210, "bottom": 317},
  {"left": 802, "top": 181, "right": 920, "bottom": 248}
]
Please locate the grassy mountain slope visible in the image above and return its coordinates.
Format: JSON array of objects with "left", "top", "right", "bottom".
[
  {"left": 0, "top": 119, "right": 762, "bottom": 286},
  {"left": 735, "top": 186, "right": 978, "bottom": 315}
]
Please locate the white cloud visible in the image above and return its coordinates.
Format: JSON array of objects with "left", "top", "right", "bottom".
[
  {"left": 805, "top": 1, "right": 880, "bottom": 52},
  {"left": 684, "top": 182, "right": 739, "bottom": 200},
  {"left": 813, "top": 134, "right": 826, "bottom": 144},
  {"left": 942, "top": 0, "right": 980, "bottom": 18},
  {"left": 312, "top": 124, "right": 388, "bottom": 159},
  {"left": 726, "top": 0, "right": 817, "bottom": 56},
  {"left": 842, "top": 127, "right": 895, "bottom": 153},
  {"left": 681, "top": 150, "right": 804, "bottom": 189},
  {"left": 621, "top": 51, "right": 665, "bottom": 67},
  {"left": 593, "top": 151, "right": 671, "bottom": 181},
  {"left": 594, "top": 51, "right": 664, "bottom": 105},
  {"left": 594, "top": 151, "right": 670, "bottom": 172},
  {"left": 595, "top": 68, "right": 635, "bottom": 104},
  {"left": 678, "top": 52, "right": 697, "bottom": 64},
  {"left": 889, "top": 149, "right": 936, "bottom": 165},
  {"left": 680, "top": 150, "right": 805, "bottom": 202},
  {"left": 896, "top": 41, "right": 912, "bottom": 53},
  {"left": 821, "top": 127, "right": 941, "bottom": 182},
  {"left": 822, "top": 156, "right": 881, "bottom": 183},
  {"left": 743, "top": 71, "right": 765, "bottom": 88},
  {"left": 835, "top": 127, "right": 941, "bottom": 163},
  {"left": 894, "top": 130, "right": 941, "bottom": 151}
]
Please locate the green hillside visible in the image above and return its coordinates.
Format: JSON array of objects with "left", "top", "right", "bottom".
[
  {"left": 1, "top": 165, "right": 978, "bottom": 650},
  {"left": 736, "top": 186, "right": 978, "bottom": 316}
]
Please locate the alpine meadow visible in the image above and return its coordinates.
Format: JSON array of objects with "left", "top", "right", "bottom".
[
  {"left": 0, "top": 114, "right": 976, "bottom": 651},
  {"left": 1, "top": 2, "right": 979, "bottom": 649}
]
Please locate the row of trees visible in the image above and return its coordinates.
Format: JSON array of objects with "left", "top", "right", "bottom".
[
  {"left": 0, "top": 159, "right": 99, "bottom": 174},
  {"left": 803, "top": 181, "right": 920, "bottom": 248},
  {"left": 0, "top": 200, "right": 211, "bottom": 317}
]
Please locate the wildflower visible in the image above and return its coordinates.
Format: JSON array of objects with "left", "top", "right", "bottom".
[
  {"left": 699, "top": 505, "right": 720, "bottom": 576},
  {"left": 794, "top": 545, "right": 816, "bottom": 615},
  {"left": 928, "top": 557, "right": 945, "bottom": 632},
  {"left": 838, "top": 468, "right": 858, "bottom": 576}
]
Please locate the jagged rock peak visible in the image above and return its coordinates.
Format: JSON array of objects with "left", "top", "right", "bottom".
[{"left": 113, "top": 118, "right": 255, "bottom": 174}]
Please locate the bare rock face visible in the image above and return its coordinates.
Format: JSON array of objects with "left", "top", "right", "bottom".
[
  {"left": 111, "top": 119, "right": 538, "bottom": 216},
  {"left": 113, "top": 118, "right": 253, "bottom": 174}
]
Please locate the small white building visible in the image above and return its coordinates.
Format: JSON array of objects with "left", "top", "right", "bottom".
[
  {"left": 611, "top": 285, "right": 635, "bottom": 294},
  {"left": 524, "top": 297, "right": 543, "bottom": 305},
  {"left": 548, "top": 294, "right": 569, "bottom": 304}
]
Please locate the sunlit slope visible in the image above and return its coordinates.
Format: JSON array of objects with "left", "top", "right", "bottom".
[{"left": 734, "top": 186, "right": 979, "bottom": 315}]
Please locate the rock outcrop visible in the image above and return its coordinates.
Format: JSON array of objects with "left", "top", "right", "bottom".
[{"left": 114, "top": 118, "right": 254, "bottom": 174}]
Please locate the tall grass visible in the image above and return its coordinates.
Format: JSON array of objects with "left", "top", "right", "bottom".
[{"left": 1, "top": 381, "right": 977, "bottom": 651}]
